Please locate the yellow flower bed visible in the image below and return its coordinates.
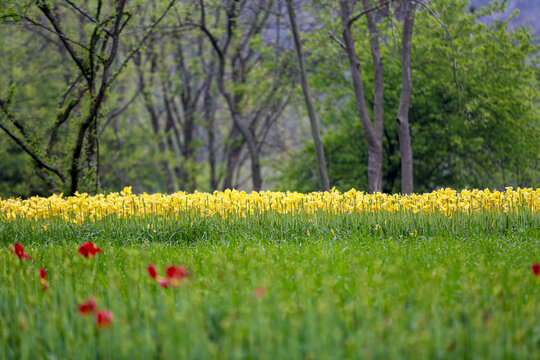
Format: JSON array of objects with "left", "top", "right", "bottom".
[{"left": 1, "top": 187, "right": 538, "bottom": 224}]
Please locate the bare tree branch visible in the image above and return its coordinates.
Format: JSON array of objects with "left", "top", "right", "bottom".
[
  {"left": 328, "top": 30, "right": 347, "bottom": 51},
  {"left": 0, "top": 116, "right": 66, "bottom": 184},
  {"left": 409, "top": 0, "right": 461, "bottom": 94},
  {"left": 64, "top": 0, "right": 113, "bottom": 36},
  {"left": 36, "top": 1, "right": 90, "bottom": 80},
  {"left": 6, "top": 14, "right": 91, "bottom": 51},
  {"left": 349, "top": 1, "right": 390, "bottom": 26},
  {"left": 108, "top": 0, "right": 179, "bottom": 87}
]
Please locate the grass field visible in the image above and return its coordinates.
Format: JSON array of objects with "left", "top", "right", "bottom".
[{"left": 1, "top": 189, "right": 539, "bottom": 359}]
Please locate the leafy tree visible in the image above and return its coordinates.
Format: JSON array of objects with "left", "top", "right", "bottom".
[
  {"left": 0, "top": 0, "right": 177, "bottom": 195},
  {"left": 279, "top": 0, "right": 539, "bottom": 192}
]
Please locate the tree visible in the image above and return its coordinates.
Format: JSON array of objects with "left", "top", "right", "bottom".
[
  {"left": 396, "top": 0, "right": 416, "bottom": 194},
  {"left": 339, "top": 0, "right": 385, "bottom": 193},
  {"left": 0, "top": 0, "right": 177, "bottom": 195},
  {"left": 279, "top": 0, "right": 539, "bottom": 192},
  {"left": 286, "top": 0, "right": 330, "bottom": 191},
  {"left": 190, "top": 0, "right": 294, "bottom": 191}
]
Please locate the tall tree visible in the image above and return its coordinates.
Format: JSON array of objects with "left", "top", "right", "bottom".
[
  {"left": 396, "top": 1, "right": 416, "bottom": 194},
  {"left": 192, "top": 0, "right": 293, "bottom": 191},
  {"left": 339, "top": 0, "right": 384, "bottom": 193},
  {"left": 286, "top": 0, "right": 330, "bottom": 191}
]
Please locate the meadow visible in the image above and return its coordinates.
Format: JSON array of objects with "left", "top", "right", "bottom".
[{"left": 1, "top": 188, "right": 539, "bottom": 359}]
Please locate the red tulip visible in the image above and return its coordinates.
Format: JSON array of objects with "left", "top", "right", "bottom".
[
  {"left": 166, "top": 265, "right": 188, "bottom": 280},
  {"left": 39, "top": 268, "right": 48, "bottom": 291},
  {"left": 78, "top": 242, "right": 102, "bottom": 258},
  {"left": 532, "top": 263, "right": 540, "bottom": 277},
  {"left": 11, "top": 243, "right": 31, "bottom": 260},
  {"left": 147, "top": 264, "right": 189, "bottom": 288},
  {"left": 96, "top": 309, "right": 113, "bottom": 328},
  {"left": 166, "top": 265, "right": 189, "bottom": 287},
  {"left": 78, "top": 298, "right": 97, "bottom": 316},
  {"left": 147, "top": 264, "right": 157, "bottom": 279}
]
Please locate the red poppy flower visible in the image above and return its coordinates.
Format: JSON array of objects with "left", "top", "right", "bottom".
[
  {"left": 78, "top": 242, "right": 102, "bottom": 258},
  {"left": 11, "top": 243, "right": 31, "bottom": 260},
  {"left": 39, "top": 268, "right": 48, "bottom": 291},
  {"left": 532, "top": 263, "right": 540, "bottom": 277},
  {"left": 96, "top": 309, "right": 113, "bottom": 328},
  {"left": 147, "top": 264, "right": 157, "bottom": 279},
  {"left": 78, "top": 298, "right": 97, "bottom": 316}
]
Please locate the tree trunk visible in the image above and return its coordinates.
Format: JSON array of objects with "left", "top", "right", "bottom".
[
  {"left": 223, "top": 126, "right": 244, "bottom": 190},
  {"left": 205, "top": 91, "right": 218, "bottom": 190},
  {"left": 339, "top": 0, "right": 383, "bottom": 193},
  {"left": 219, "top": 78, "right": 263, "bottom": 191},
  {"left": 286, "top": 0, "right": 330, "bottom": 191},
  {"left": 84, "top": 116, "right": 100, "bottom": 194},
  {"left": 397, "top": 2, "right": 416, "bottom": 194}
]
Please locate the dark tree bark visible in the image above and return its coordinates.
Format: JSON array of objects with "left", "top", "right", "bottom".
[
  {"left": 286, "top": 0, "right": 330, "bottom": 191},
  {"left": 397, "top": 1, "right": 416, "bottom": 194},
  {"left": 223, "top": 126, "right": 245, "bottom": 190},
  {"left": 339, "top": 0, "right": 383, "bottom": 193}
]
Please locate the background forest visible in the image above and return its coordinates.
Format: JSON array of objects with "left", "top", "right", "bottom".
[{"left": 0, "top": 0, "right": 538, "bottom": 198}]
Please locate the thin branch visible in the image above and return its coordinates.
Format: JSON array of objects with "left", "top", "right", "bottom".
[
  {"left": 196, "top": 0, "right": 224, "bottom": 62},
  {"left": 410, "top": 0, "right": 460, "bottom": 93},
  {"left": 36, "top": 2, "right": 90, "bottom": 79},
  {"left": 64, "top": 0, "right": 113, "bottom": 36},
  {"left": 389, "top": 0, "right": 398, "bottom": 55},
  {"left": 328, "top": 30, "right": 347, "bottom": 51},
  {"left": 99, "top": 88, "right": 141, "bottom": 136},
  {"left": 108, "top": 0, "right": 179, "bottom": 86},
  {"left": 8, "top": 14, "right": 91, "bottom": 51},
  {"left": 58, "top": 74, "right": 83, "bottom": 108},
  {"left": 0, "top": 99, "right": 33, "bottom": 143},
  {"left": 47, "top": 91, "right": 85, "bottom": 156},
  {"left": 0, "top": 119, "right": 66, "bottom": 183},
  {"left": 349, "top": 1, "right": 390, "bottom": 26}
]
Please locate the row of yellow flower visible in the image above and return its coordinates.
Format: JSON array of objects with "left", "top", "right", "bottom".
[{"left": 0, "top": 187, "right": 538, "bottom": 223}]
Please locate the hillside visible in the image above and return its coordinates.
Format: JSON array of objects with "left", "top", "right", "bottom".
[{"left": 469, "top": 0, "right": 540, "bottom": 42}]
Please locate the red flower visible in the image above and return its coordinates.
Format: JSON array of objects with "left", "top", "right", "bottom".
[
  {"left": 147, "top": 264, "right": 189, "bottom": 288},
  {"left": 78, "top": 298, "right": 97, "bottom": 316},
  {"left": 166, "top": 265, "right": 189, "bottom": 287},
  {"left": 166, "top": 265, "right": 188, "bottom": 280},
  {"left": 96, "top": 309, "right": 113, "bottom": 328},
  {"left": 532, "top": 263, "right": 540, "bottom": 277},
  {"left": 11, "top": 243, "right": 31, "bottom": 260},
  {"left": 78, "top": 242, "right": 102, "bottom": 258},
  {"left": 147, "top": 264, "right": 157, "bottom": 279},
  {"left": 39, "top": 268, "right": 48, "bottom": 291}
]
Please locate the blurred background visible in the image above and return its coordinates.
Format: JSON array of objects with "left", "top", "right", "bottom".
[{"left": 0, "top": 0, "right": 538, "bottom": 197}]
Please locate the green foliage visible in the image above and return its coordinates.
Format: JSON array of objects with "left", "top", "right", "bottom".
[
  {"left": 279, "top": 0, "right": 539, "bottom": 193},
  {"left": 0, "top": 135, "right": 49, "bottom": 198},
  {"left": 0, "top": 212, "right": 539, "bottom": 358}
]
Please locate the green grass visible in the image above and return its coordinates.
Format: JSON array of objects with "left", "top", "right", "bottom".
[{"left": 1, "top": 213, "right": 539, "bottom": 359}]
